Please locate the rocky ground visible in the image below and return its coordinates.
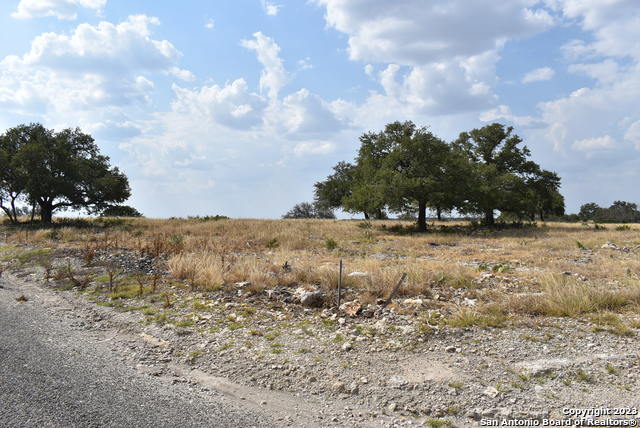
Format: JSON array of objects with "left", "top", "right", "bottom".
[{"left": 2, "top": 243, "right": 640, "bottom": 427}]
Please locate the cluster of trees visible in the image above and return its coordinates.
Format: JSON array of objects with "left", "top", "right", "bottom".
[
  {"left": 578, "top": 201, "right": 640, "bottom": 223},
  {"left": 314, "top": 121, "right": 564, "bottom": 231},
  {"left": 0, "top": 123, "right": 133, "bottom": 224}
]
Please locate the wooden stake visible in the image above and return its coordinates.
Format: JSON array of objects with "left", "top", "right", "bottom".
[{"left": 382, "top": 272, "right": 407, "bottom": 308}]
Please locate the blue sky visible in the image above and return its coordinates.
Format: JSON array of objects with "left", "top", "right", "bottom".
[{"left": 1, "top": 0, "right": 639, "bottom": 218}]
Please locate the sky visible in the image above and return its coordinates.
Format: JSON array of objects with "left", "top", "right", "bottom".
[{"left": 1, "top": 0, "right": 639, "bottom": 218}]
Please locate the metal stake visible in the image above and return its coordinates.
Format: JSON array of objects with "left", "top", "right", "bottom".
[{"left": 337, "top": 259, "right": 343, "bottom": 308}]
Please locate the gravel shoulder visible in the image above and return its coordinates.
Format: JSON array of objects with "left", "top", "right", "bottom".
[{"left": 0, "top": 274, "right": 275, "bottom": 428}]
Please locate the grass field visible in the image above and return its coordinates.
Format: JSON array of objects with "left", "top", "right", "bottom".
[{"left": 2, "top": 217, "right": 640, "bottom": 331}]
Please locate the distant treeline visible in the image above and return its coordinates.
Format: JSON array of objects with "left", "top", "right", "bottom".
[{"left": 568, "top": 201, "right": 640, "bottom": 223}]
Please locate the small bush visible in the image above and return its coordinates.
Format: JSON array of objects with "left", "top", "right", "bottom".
[{"left": 325, "top": 238, "right": 338, "bottom": 250}]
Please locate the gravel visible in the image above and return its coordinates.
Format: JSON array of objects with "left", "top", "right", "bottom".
[{"left": 0, "top": 277, "right": 274, "bottom": 428}]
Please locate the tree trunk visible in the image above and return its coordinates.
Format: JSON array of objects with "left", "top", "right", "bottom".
[
  {"left": 40, "top": 201, "right": 54, "bottom": 223},
  {"left": 483, "top": 209, "right": 495, "bottom": 226},
  {"left": 436, "top": 207, "right": 442, "bottom": 221},
  {"left": 539, "top": 211, "right": 545, "bottom": 222},
  {"left": 363, "top": 212, "right": 370, "bottom": 220},
  {"left": 1, "top": 205, "right": 17, "bottom": 224},
  {"left": 417, "top": 200, "right": 427, "bottom": 232},
  {"left": 10, "top": 196, "right": 18, "bottom": 222},
  {"left": 30, "top": 202, "right": 36, "bottom": 222}
]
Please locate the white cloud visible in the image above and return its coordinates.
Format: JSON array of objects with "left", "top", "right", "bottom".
[
  {"left": 561, "top": 39, "right": 597, "bottom": 61},
  {"left": 624, "top": 120, "right": 640, "bottom": 150},
  {"left": 531, "top": 1, "right": 640, "bottom": 159},
  {"left": 168, "top": 67, "right": 196, "bottom": 82},
  {"left": 312, "top": 1, "right": 555, "bottom": 120},
  {"left": 522, "top": 66, "right": 555, "bottom": 83},
  {"left": 241, "top": 32, "right": 290, "bottom": 100},
  {"left": 551, "top": 0, "right": 640, "bottom": 60},
  {"left": 480, "top": 105, "right": 543, "bottom": 127},
  {"left": 361, "top": 49, "right": 500, "bottom": 116},
  {"left": 536, "top": 60, "right": 640, "bottom": 154},
  {"left": 276, "top": 89, "right": 347, "bottom": 138},
  {"left": 0, "top": 15, "right": 183, "bottom": 117},
  {"left": 12, "top": 0, "right": 107, "bottom": 20},
  {"left": 568, "top": 59, "right": 621, "bottom": 84},
  {"left": 293, "top": 141, "right": 335, "bottom": 156},
  {"left": 170, "top": 79, "right": 267, "bottom": 130},
  {"left": 205, "top": 18, "right": 215, "bottom": 29},
  {"left": 260, "top": 0, "right": 281, "bottom": 16},
  {"left": 297, "top": 57, "right": 313, "bottom": 71},
  {"left": 314, "top": 0, "right": 553, "bottom": 65},
  {"left": 572, "top": 135, "right": 616, "bottom": 151}
]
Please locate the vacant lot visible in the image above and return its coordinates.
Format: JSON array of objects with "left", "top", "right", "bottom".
[{"left": 2, "top": 218, "right": 639, "bottom": 427}]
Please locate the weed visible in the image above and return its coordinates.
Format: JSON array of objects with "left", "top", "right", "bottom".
[
  {"left": 227, "top": 322, "right": 244, "bottom": 331},
  {"left": 446, "top": 405, "right": 460, "bottom": 416},
  {"left": 325, "top": 238, "right": 338, "bottom": 250},
  {"left": 425, "top": 419, "right": 452, "bottom": 428},
  {"left": 174, "top": 318, "right": 195, "bottom": 328},
  {"left": 266, "top": 238, "right": 279, "bottom": 249},
  {"left": 270, "top": 343, "right": 284, "bottom": 354},
  {"left": 332, "top": 333, "right": 345, "bottom": 343},
  {"left": 163, "top": 292, "right": 172, "bottom": 308},
  {"left": 357, "top": 221, "right": 372, "bottom": 229},
  {"left": 575, "top": 369, "right": 593, "bottom": 383},
  {"left": 605, "top": 364, "right": 619, "bottom": 375},
  {"left": 492, "top": 263, "right": 513, "bottom": 273},
  {"left": 81, "top": 244, "right": 97, "bottom": 266},
  {"left": 447, "top": 381, "right": 463, "bottom": 390},
  {"left": 264, "top": 330, "right": 281, "bottom": 341},
  {"left": 447, "top": 307, "right": 508, "bottom": 328}
]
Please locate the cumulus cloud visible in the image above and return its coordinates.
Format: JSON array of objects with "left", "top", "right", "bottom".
[
  {"left": 0, "top": 15, "right": 183, "bottom": 117},
  {"left": 314, "top": 0, "right": 553, "bottom": 65},
  {"left": 276, "top": 89, "right": 347, "bottom": 138},
  {"left": 312, "top": 1, "right": 556, "bottom": 120},
  {"left": 170, "top": 79, "right": 267, "bottom": 130},
  {"left": 12, "top": 0, "right": 107, "bottom": 20},
  {"left": 241, "top": 32, "right": 290, "bottom": 99},
  {"left": 522, "top": 66, "right": 555, "bottom": 83},
  {"left": 549, "top": 0, "right": 640, "bottom": 60},
  {"left": 205, "top": 18, "right": 215, "bottom": 29},
  {"left": 260, "top": 0, "right": 282, "bottom": 16},
  {"left": 359, "top": 49, "right": 500, "bottom": 116}
]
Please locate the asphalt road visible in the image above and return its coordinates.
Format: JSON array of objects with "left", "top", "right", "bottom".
[{"left": 0, "top": 276, "right": 274, "bottom": 428}]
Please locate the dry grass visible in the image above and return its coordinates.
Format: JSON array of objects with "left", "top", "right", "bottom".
[
  {"left": 505, "top": 275, "right": 640, "bottom": 318},
  {"left": 3, "top": 217, "right": 640, "bottom": 326}
]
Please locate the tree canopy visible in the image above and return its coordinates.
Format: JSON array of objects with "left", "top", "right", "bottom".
[
  {"left": 0, "top": 123, "right": 131, "bottom": 223},
  {"left": 282, "top": 202, "right": 336, "bottom": 219},
  {"left": 314, "top": 121, "right": 564, "bottom": 230}
]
